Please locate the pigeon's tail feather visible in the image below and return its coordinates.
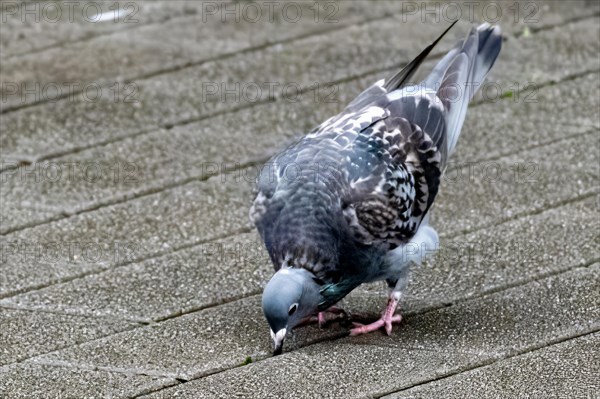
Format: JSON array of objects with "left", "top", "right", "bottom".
[
  {"left": 428, "top": 23, "right": 502, "bottom": 155},
  {"left": 383, "top": 20, "right": 458, "bottom": 91}
]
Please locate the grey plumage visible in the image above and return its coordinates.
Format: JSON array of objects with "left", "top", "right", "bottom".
[{"left": 253, "top": 22, "right": 502, "bottom": 354}]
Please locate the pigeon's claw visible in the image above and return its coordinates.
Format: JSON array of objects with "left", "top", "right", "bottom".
[
  {"left": 318, "top": 306, "right": 348, "bottom": 328},
  {"left": 349, "top": 292, "right": 402, "bottom": 336},
  {"left": 297, "top": 306, "right": 348, "bottom": 329},
  {"left": 349, "top": 314, "right": 402, "bottom": 336}
]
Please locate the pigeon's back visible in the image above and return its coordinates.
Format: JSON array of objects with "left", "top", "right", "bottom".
[{"left": 251, "top": 23, "right": 502, "bottom": 282}]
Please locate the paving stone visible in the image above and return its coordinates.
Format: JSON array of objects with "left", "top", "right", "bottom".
[
  {"left": 433, "top": 131, "right": 598, "bottom": 234},
  {"left": 385, "top": 332, "right": 600, "bottom": 399},
  {"left": 2, "top": 4, "right": 596, "bottom": 166},
  {"left": 0, "top": 362, "right": 177, "bottom": 398},
  {"left": 0, "top": 1, "right": 402, "bottom": 110},
  {"left": 1, "top": 23, "right": 598, "bottom": 232},
  {"left": 0, "top": 1, "right": 200, "bottom": 58},
  {"left": 0, "top": 308, "right": 136, "bottom": 365},
  {"left": 1, "top": 232, "right": 271, "bottom": 322},
  {"left": 126, "top": 264, "right": 599, "bottom": 396},
  {"left": 29, "top": 294, "right": 346, "bottom": 381},
  {"left": 0, "top": 173, "right": 255, "bottom": 297},
  {"left": 455, "top": 71, "right": 600, "bottom": 165}
]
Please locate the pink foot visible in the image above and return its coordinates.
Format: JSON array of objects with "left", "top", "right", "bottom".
[
  {"left": 350, "top": 314, "right": 402, "bottom": 336},
  {"left": 349, "top": 292, "right": 403, "bottom": 336},
  {"left": 317, "top": 306, "right": 347, "bottom": 328},
  {"left": 298, "top": 306, "right": 347, "bottom": 328}
]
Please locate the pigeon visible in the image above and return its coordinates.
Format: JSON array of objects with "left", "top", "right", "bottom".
[{"left": 251, "top": 21, "right": 502, "bottom": 355}]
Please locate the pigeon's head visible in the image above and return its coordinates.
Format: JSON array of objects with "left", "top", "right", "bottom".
[{"left": 262, "top": 267, "right": 321, "bottom": 355}]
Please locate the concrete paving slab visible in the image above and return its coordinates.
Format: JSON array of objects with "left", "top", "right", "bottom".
[
  {"left": 0, "top": 308, "right": 136, "bottom": 365},
  {"left": 479, "top": 14, "right": 600, "bottom": 94},
  {"left": 0, "top": 1, "right": 403, "bottom": 110},
  {"left": 433, "top": 130, "right": 599, "bottom": 234},
  {"left": 29, "top": 295, "right": 346, "bottom": 381},
  {"left": 0, "top": 1, "right": 200, "bottom": 58},
  {"left": 0, "top": 362, "right": 177, "bottom": 398},
  {"left": 345, "top": 265, "right": 599, "bottom": 361},
  {"left": 2, "top": 23, "right": 599, "bottom": 232},
  {"left": 0, "top": 1, "right": 597, "bottom": 397},
  {"left": 3, "top": 193, "right": 597, "bottom": 325},
  {"left": 134, "top": 264, "right": 599, "bottom": 397},
  {"left": 2, "top": 5, "right": 596, "bottom": 167},
  {"left": 385, "top": 332, "right": 600, "bottom": 399},
  {"left": 456, "top": 72, "right": 600, "bottom": 165},
  {"left": 0, "top": 172, "right": 254, "bottom": 298},
  {"left": 1, "top": 232, "right": 271, "bottom": 322}
]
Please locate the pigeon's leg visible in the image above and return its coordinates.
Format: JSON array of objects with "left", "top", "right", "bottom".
[
  {"left": 349, "top": 292, "right": 402, "bottom": 336},
  {"left": 350, "top": 272, "right": 408, "bottom": 336},
  {"left": 318, "top": 305, "right": 348, "bottom": 327},
  {"left": 298, "top": 305, "right": 348, "bottom": 328}
]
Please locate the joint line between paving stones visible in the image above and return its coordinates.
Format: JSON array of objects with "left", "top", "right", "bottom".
[
  {"left": 412, "top": 257, "right": 600, "bottom": 314},
  {"left": 0, "top": 321, "right": 143, "bottom": 368},
  {"left": 0, "top": 154, "right": 262, "bottom": 235},
  {"left": 0, "top": 302, "right": 146, "bottom": 324},
  {"left": 22, "top": 358, "right": 184, "bottom": 381},
  {"left": 0, "top": 101, "right": 272, "bottom": 174},
  {"left": 1, "top": 12, "right": 597, "bottom": 166},
  {"left": 445, "top": 127, "right": 600, "bottom": 174},
  {"left": 0, "top": 225, "right": 254, "bottom": 300},
  {"left": 1, "top": 182, "right": 596, "bottom": 306},
  {"left": 439, "top": 188, "right": 599, "bottom": 239},
  {"left": 373, "top": 327, "right": 600, "bottom": 398},
  {"left": 4, "top": 244, "right": 597, "bottom": 378},
  {"left": 0, "top": 8, "right": 407, "bottom": 115},
  {"left": 1, "top": 70, "right": 597, "bottom": 239},
  {"left": 2, "top": 8, "right": 596, "bottom": 115},
  {"left": 114, "top": 263, "right": 600, "bottom": 396}
]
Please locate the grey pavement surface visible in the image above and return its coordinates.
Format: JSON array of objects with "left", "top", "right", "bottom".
[{"left": 1, "top": 1, "right": 599, "bottom": 398}]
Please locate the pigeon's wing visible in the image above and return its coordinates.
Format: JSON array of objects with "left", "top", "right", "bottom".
[
  {"left": 252, "top": 20, "right": 457, "bottom": 240},
  {"left": 249, "top": 104, "right": 389, "bottom": 245},
  {"left": 338, "top": 91, "right": 447, "bottom": 248},
  {"left": 251, "top": 90, "right": 447, "bottom": 251},
  {"left": 322, "top": 22, "right": 502, "bottom": 248},
  {"left": 252, "top": 21, "right": 501, "bottom": 253}
]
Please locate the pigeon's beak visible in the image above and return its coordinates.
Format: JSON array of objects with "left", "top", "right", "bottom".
[{"left": 271, "top": 328, "right": 286, "bottom": 356}]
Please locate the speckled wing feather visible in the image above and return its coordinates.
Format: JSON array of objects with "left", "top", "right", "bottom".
[
  {"left": 251, "top": 88, "right": 446, "bottom": 255},
  {"left": 314, "top": 88, "right": 446, "bottom": 248}
]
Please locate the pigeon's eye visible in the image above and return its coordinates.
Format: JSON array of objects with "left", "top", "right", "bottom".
[{"left": 288, "top": 303, "right": 298, "bottom": 316}]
